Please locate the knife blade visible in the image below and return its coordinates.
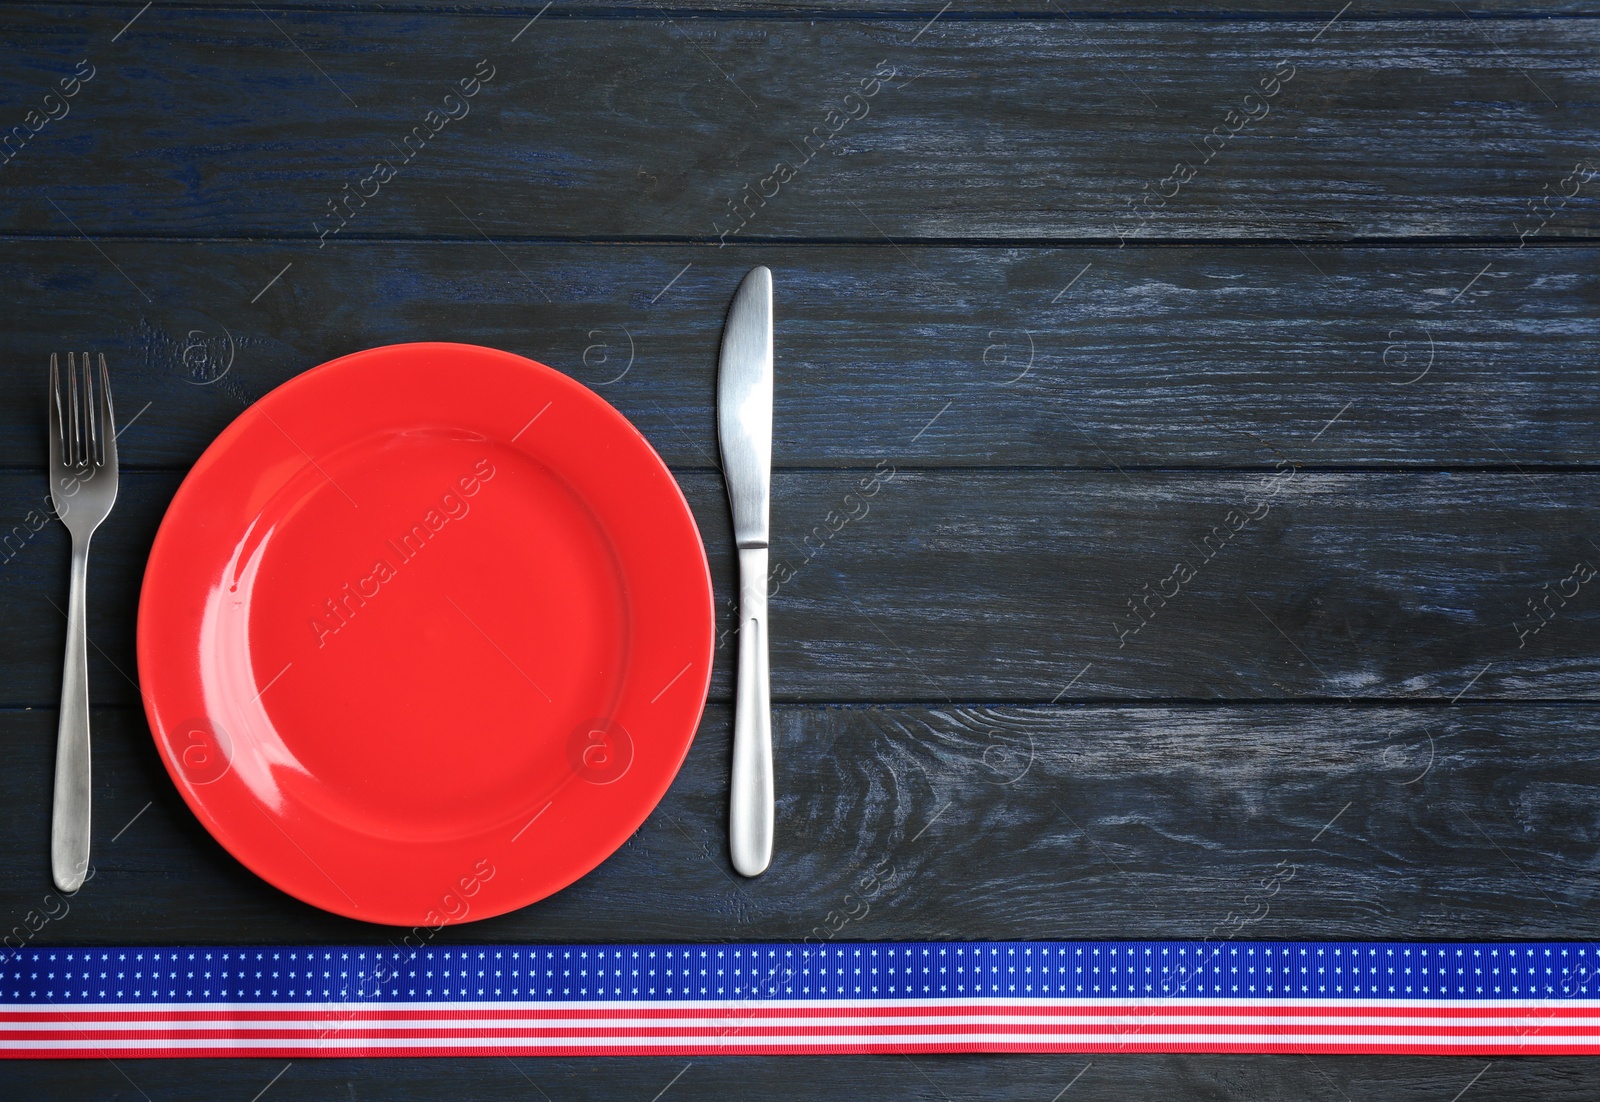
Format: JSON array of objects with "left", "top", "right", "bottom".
[{"left": 718, "top": 266, "right": 774, "bottom": 877}]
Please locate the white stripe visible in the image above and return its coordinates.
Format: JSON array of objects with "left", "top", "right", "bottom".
[
  {"left": 3, "top": 1012, "right": 1600, "bottom": 1031},
  {"left": 1, "top": 1032, "right": 1597, "bottom": 1051},
  {"left": 13, "top": 995, "right": 1600, "bottom": 1013}
]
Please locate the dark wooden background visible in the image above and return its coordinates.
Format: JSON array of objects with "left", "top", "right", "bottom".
[{"left": 3, "top": 1, "right": 1599, "bottom": 1097}]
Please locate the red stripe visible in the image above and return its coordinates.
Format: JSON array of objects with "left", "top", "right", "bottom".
[
  {"left": 4, "top": 1040, "right": 1600, "bottom": 1059},
  {"left": 2, "top": 1002, "right": 1596, "bottom": 1023},
  {"left": 3, "top": 1021, "right": 1599, "bottom": 1042}
]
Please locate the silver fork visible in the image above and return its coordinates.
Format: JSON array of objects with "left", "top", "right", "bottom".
[{"left": 47, "top": 352, "right": 118, "bottom": 894}]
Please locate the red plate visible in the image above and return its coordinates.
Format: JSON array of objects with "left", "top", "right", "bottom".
[{"left": 137, "top": 343, "right": 714, "bottom": 926}]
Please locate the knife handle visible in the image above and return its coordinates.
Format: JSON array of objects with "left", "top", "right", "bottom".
[{"left": 729, "top": 545, "right": 772, "bottom": 877}]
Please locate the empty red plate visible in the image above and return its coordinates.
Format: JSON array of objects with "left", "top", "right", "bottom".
[{"left": 137, "top": 343, "right": 714, "bottom": 926}]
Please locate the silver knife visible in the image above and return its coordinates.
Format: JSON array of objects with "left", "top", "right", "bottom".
[{"left": 718, "top": 266, "right": 774, "bottom": 877}]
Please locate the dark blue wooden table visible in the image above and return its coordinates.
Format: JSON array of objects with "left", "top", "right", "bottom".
[{"left": 3, "top": 1, "right": 1600, "bottom": 1097}]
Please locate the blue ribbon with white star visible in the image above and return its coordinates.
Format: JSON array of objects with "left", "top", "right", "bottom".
[{"left": 1, "top": 941, "right": 1596, "bottom": 1058}]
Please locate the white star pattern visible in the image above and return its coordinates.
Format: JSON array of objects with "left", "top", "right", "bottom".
[{"left": 2, "top": 942, "right": 1597, "bottom": 1054}]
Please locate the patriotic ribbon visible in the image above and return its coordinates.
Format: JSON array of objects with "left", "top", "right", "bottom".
[{"left": 3, "top": 941, "right": 1599, "bottom": 1058}]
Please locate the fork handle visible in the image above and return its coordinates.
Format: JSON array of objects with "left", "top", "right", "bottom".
[
  {"left": 729, "top": 546, "right": 773, "bottom": 877},
  {"left": 52, "top": 540, "right": 92, "bottom": 894}
]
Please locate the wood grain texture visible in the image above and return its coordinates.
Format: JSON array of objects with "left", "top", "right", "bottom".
[
  {"left": 3, "top": 0, "right": 1599, "bottom": 1095},
  {"left": 2, "top": 9, "right": 1597, "bottom": 240},
  {"left": 0, "top": 241, "right": 1596, "bottom": 471},
  {"left": 3, "top": 702, "right": 1599, "bottom": 947},
  {"left": 2, "top": 469, "right": 1598, "bottom": 707},
  {"left": 48, "top": 0, "right": 1600, "bottom": 13},
  {"left": 6, "top": 1051, "right": 1599, "bottom": 1102},
  {"left": 7, "top": 701, "right": 1600, "bottom": 1093}
]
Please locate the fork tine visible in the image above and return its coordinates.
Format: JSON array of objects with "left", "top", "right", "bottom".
[
  {"left": 81, "top": 351, "right": 95, "bottom": 466},
  {"left": 96, "top": 354, "right": 115, "bottom": 467},
  {"left": 67, "top": 352, "right": 81, "bottom": 466},
  {"left": 49, "top": 353, "right": 64, "bottom": 468},
  {"left": 82, "top": 351, "right": 98, "bottom": 465}
]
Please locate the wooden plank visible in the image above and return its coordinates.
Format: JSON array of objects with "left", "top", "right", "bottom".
[
  {"left": 55, "top": 0, "right": 1600, "bottom": 14},
  {"left": 0, "top": 242, "right": 1596, "bottom": 471},
  {"left": 4, "top": 696, "right": 1599, "bottom": 1092},
  {"left": 3, "top": 470, "right": 1597, "bottom": 707},
  {"left": 3, "top": 10, "right": 1597, "bottom": 240},
  {"left": 2, "top": 702, "right": 1597, "bottom": 945},
  {"left": 5, "top": 1052, "right": 1598, "bottom": 1102}
]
